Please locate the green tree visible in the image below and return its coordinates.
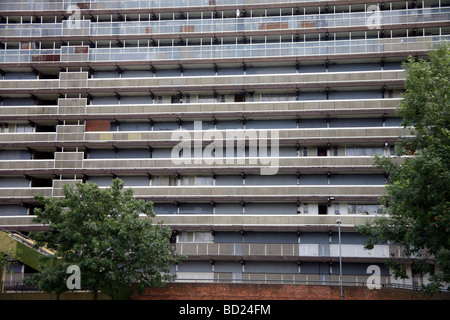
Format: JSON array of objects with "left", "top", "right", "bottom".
[
  {"left": 26, "top": 178, "right": 183, "bottom": 299},
  {"left": 357, "top": 42, "right": 450, "bottom": 295}
]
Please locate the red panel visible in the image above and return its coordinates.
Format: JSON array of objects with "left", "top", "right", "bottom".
[{"left": 85, "top": 120, "right": 111, "bottom": 132}]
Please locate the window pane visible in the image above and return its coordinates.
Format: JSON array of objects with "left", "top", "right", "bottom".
[{"left": 347, "top": 204, "right": 356, "bottom": 214}]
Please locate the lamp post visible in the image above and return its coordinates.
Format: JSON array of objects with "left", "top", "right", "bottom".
[{"left": 337, "top": 219, "right": 343, "bottom": 300}]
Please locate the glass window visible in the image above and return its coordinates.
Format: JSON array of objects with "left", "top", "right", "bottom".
[
  {"left": 15, "top": 125, "right": 33, "bottom": 132},
  {"left": 357, "top": 204, "right": 382, "bottom": 215},
  {"left": 346, "top": 147, "right": 383, "bottom": 156},
  {"left": 195, "top": 176, "right": 214, "bottom": 186},
  {"left": 195, "top": 232, "right": 214, "bottom": 243},
  {"left": 0, "top": 124, "right": 9, "bottom": 133},
  {"left": 178, "top": 232, "right": 213, "bottom": 243},
  {"left": 348, "top": 204, "right": 382, "bottom": 215},
  {"left": 347, "top": 204, "right": 357, "bottom": 214},
  {"left": 334, "top": 203, "right": 340, "bottom": 215},
  {"left": 198, "top": 95, "right": 216, "bottom": 103},
  {"left": 261, "top": 93, "right": 297, "bottom": 101},
  {"left": 180, "top": 176, "right": 213, "bottom": 186}
]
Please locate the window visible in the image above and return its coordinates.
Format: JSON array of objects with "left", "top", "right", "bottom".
[
  {"left": 152, "top": 176, "right": 178, "bottom": 186},
  {"left": 333, "top": 146, "right": 339, "bottom": 156},
  {"left": 15, "top": 125, "right": 34, "bottom": 133},
  {"left": 169, "top": 176, "right": 178, "bottom": 186},
  {"left": 348, "top": 204, "right": 356, "bottom": 214},
  {"left": 234, "top": 94, "right": 245, "bottom": 102},
  {"left": 302, "top": 147, "right": 308, "bottom": 157},
  {"left": 347, "top": 204, "right": 383, "bottom": 215},
  {"left": 178, "top": 232, "right": 213, "bottom": 243},
  {"left": 171, "top": 95, "right": 182, "bottom": 103},
  {"left": 334, "top": 203, "right": 340, "bottom": 215},
  {"left": 261, "top": 93, "right": 297, "bottom": 101},
  {"left": 180, "top": 176, "right": 213, "bottom": 186},
  {"left": 195, "top": 176, "right": 214, "bottom": 186},
  {"left": 0, "top": 124, "right": 9, "bottom": 133},
  {"left": 317, "top": 147, "right": 327, "bottom": 157},
  {"left": 345, "top": 147, "right": 383, "bottom": 156},
  {"left": 318, "top": 204, "right": 328, "bottom": 215},
  {"left": 198, "top": 95, "right": 216, "bottom": 103}
]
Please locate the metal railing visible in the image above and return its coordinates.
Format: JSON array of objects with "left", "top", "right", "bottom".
[
  {"left": 1, "top": 1, "right": 336, "bottom": 12},
  {"left": 0, "top": 228, "right": 54, "bottom": 256},
  {"left": 1, "top": 35, "right": 447, "bottom": 64},
  {"left": 1, "top": 8, "right": 448, "bottom": 38},
  {"left": 2, "top": 275, "right": 448, "bottom": 294}
]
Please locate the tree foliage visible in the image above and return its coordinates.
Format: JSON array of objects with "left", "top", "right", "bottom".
[
  {"left": 357, "top": 42, "right": 450, "bottom": 294},
  {"left": 26, "top": 178, "right": 183, "bottom": 299}
]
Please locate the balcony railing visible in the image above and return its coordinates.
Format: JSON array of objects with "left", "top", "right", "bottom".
[
  {"left": 0, "top": 35, "right": 448, "bottom": 64},
  {"left": 0, "top": 127, "right": 410, "bottom": 146},
  {"left": 0, "top": 70, "right": 406, "bottom": 92},
  {"left": 175, "top": 242, "right": 390, "bottom": 259},
  {"left": 0, "top": 99, "right": 400, "bottom": 117},
  {"left": 0, "top": 1, "right": 346, "bottom": 12},
  {"left": 1, "top": 8, "right": 448, "bottom": 38}
]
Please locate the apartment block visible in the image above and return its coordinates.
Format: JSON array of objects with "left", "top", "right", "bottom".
[{"left": 0, "top": 0, "right": 449, "bottom": 291}]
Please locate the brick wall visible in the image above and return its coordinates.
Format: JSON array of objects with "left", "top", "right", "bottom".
[{"left": 132, "top": 283, "right": 450, "bottom": 300}]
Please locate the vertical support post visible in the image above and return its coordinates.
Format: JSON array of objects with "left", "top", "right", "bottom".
[{"left": 337, "top": 219, "right": 343, "bottom": 300}]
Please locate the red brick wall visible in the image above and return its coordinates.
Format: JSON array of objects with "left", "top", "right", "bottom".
[{"left": 132, "top": 283, "right": 450, "bottom": 300}]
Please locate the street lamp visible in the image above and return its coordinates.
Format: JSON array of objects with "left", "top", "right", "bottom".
[{"left": 336, "top": 219, "right": 343, "bottom": 300}]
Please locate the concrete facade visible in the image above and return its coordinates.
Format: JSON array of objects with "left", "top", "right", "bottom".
[{"left": 0, "top": 0, "right": 449, "bottom": 292}]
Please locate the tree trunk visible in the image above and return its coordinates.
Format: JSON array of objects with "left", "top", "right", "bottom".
[{"left": 93, "top": 283, "right": 99, "bottom": 300}]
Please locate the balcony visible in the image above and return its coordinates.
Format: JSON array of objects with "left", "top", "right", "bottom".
[
  {"left": 1, "top": 8, "right": 448, "bottom": 39},
  {"left": 0, "top": 187, "right": 52, "bottom": 200},
  {"left": 0, "top": 126, "right": 408, "bottom": 148},
  {"left": 128, "top": 185, "right": 387, "bottom": 203},
  {"left": 0, "top": 35, "right": 447, "bottom": 65},
  {"left": 0, "top": 184, "right": 385, "bottom": 203},
  {"left": 0, "top": 1, "right": 364, "bottom": 12},
  {"left": 0, "top": 99, "right": 400, "bottom": 119},
  {"left": 175, "top": 242, "right": 390, "bottom": 260},
  {"left": 0, "top": 69, "right": 405, "bottom": 96},
  {"left": 0, "top": 132, "right": 56, "bottom": 144},
  {"left": 83, "top": 127, "right": 410, "bottom": 146},
  {"left": 86, "top": 99, "right": 400, "bottom": 118},
  {"left": 82, "top": 156, "right": 381, "bottom": 172},
  {"left": 0, "top": 213, "right": 379, "bottom": 231}
]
